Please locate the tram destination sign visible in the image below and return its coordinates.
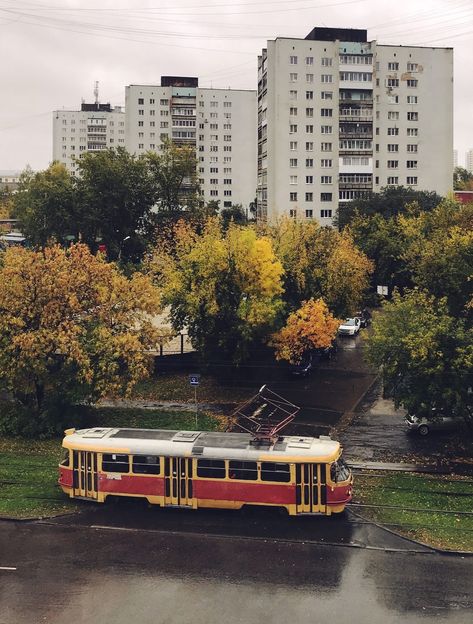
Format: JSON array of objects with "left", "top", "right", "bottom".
[{"left": 189, "top": 374, "right": 200, "bottom": 386}]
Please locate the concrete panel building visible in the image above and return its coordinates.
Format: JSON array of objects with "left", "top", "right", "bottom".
[
  {"left": 126, "top": 77, "right": 257, "bottom": 212},
  {"left": 52, "top": 102, "right": 126, "bottom": 175},
  {"left": 466, "top": 149, "right": 473, "bottom": 174},
  {"left": 257, "top": 27, "right": 453, "bottom": 224}
]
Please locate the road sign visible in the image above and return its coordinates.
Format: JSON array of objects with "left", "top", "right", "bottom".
[{"left": 189, "top": 374, "right": 200, "bottom": 386}]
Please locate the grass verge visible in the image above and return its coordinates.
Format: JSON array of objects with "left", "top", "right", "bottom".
[
  {"left": 0, "top": 407, "right": 224, "bottom": 520},
  {"left": 353, "top": 471, "right": 473, "bottom": 552}
]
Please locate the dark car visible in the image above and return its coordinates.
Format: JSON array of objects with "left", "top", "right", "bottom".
[
  {"left": 405, "top": 412, "right": 462, "bottom": 436},
  {"left": 290, "top": 353, "right": 314, "bottom": 377},
  {"left": 356, "top": 308, "right": 372, "bottom": 329}
]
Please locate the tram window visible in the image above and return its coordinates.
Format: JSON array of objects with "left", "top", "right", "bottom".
[
  {"left": 197, "top": 459, "right": 226, "bottom": 479},
  {"left": 330, "top": 459, "right": 350, "bottom": 483},
  {"left": 229, "top": 460, "right": 258, "bottom": 481},
  {"left": 261, "top": 462, "right": 290, "bottom": 483},
  {"left": 60, "top": 450, "right": 70, "bottom": 467},
  {"left": 132, "top": 455, "right": 160, "bottom": 475},
  {"left": 102, "top": 454, "right": 129, "bottom": 473}
]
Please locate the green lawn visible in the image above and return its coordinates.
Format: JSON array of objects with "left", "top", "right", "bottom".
[
  {"left": 0, "top": 407, "right": 224, "bottom": 519},
  {"left": 353, "top": 472, "right": 473, "bottom": 552}
]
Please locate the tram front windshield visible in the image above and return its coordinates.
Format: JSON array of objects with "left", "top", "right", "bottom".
[{"left": 330, "top": 458, "right": 351, "bottom": 482}]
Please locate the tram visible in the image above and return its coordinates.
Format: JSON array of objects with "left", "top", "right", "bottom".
[{"left": 58, "top": 387, "right": 353, "bottom": 516}]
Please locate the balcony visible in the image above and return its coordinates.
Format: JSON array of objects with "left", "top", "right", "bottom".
[
  {"left": 339, "top": 109, "right": 373, "bottom": 122},
  {"left": 339, "top": 181, "right": 372, "bottom": 190},
  {"left": 339, "top": 130, "right": 373, "bottom": 140}
]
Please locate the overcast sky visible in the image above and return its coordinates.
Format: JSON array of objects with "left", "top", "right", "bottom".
[{"left": 0, "top": 0, "right": 471, "bottom": 171}]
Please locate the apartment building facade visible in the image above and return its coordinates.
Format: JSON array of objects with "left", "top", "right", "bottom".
[
  {"left": 257, "top": 27, "right": 453, "bottom": 224},
  {"left": 466, "top": 149, "right": 473, "bottom": 174},
  {"left": 52, "top": 102, "right": 126, "bottom": 175},
  {"left": 126, "top": 77, "right": 257, "bottom": 212}
]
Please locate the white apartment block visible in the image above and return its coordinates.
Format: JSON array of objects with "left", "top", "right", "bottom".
[
  {"left": 126, "top": 77, "right": 257, "bottom": 211},
  {"left": 453, "top": 149, "right": 458, "bottom": 169},
  {"left": 52, "top": 102, "right": 126, "bottom": 175},
  {"left": 466, "top": 149, "right": 473, "bottom": 174},
  {"left": 257, "top": 27, "right": 453, "bottom": 224}
]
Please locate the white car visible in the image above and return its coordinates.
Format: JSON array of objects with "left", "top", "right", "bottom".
[{"left": 338, "top": 317, "right": 361, "bottom": 336}]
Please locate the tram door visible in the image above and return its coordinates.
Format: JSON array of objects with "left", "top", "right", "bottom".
[
  {"left": 295, "top": 463, "right": 327, "bottom": 514},
  {"left": 72, "top": 451, "right": 98, "bottom": 500},
  {"left": 164, "top": 457, "right": 194, "bottom": 507}
]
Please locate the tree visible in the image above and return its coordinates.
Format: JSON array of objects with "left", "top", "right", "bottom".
[
  {"left": 145, "top": 139, "right": 200, "bottom": 214},
  {"left": 0, "top": 244, "right": 161, "bottom": 434},
  {"left": 75, "top": 147, "right": 156, "bottom": 261},
  {"left": 13, "top": 162, "right": 77, "bottom": 246},
  {"left": 149, "top": 219, "right": 284, "bottom": 363},
  {"left": 453, "top": 166, "right": 473, "bottom": 191},
  {"left": 365, "top": 289, "right": 473, "bottom": 429},
  {"left": 267, "top": 218, "right": 373, "bottom": 316},
  {"left": 336, "top": 186, "right": 442, "bottom": 229},
  {"left": 270, "top": 298, "right": 340, "bottom": 363},
  {"left": 220, "top": 204, "right": 248, "bottom": 230}
]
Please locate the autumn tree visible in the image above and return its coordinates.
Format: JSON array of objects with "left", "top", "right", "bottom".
[
  {"left": 149, "top": 219, "right": 284, "bottom": 363},
  {"left": 267, "top": 218, "right": 372, "bottom": 316},
  {"left": 270, "top": 298, "right": 340, "bottom": 364},
  {"left": 0, "top": 244, "right": 161, "bottom": 435},
  {"left": 453, "top": 166, "right": 473, "bottom": 191},
  {"left": 365, "top": 289, "right": 473, "bottom": 429}
]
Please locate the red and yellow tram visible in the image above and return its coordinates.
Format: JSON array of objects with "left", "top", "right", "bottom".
[{"left": 59, "top": 427, "right": 353, "bottom": 516}]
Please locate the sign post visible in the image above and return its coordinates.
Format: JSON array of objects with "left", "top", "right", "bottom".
[{"left": 189, "top": 374, "right": 200, "bottom": 429}]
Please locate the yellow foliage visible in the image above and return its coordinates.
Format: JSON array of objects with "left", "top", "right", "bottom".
[
  {"left": 0, "top": 244, "right": 162, "bottom": 410},
  {"left": 270, "top": 298, "right": 340, "bottom": 363}
]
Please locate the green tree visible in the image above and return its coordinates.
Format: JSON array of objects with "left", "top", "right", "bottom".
[
  {"left": 220, "top": 204, "right": 248, "bottom": 230},
  {"left": 336, "top": 186, "right": 442, "bottom": 229},
  {"left": 453, "top": 166, "right": 473, "bottom": 191},
  {"left": 149, "top": 219, "right": 284, "bottom": 363},
  {"left": 75, "top": 147, "right": 156, "bottom": 261},
  {"left": 365, "top": 289, "right": 473, "bottom": 429},
  {"left": 13, "top": 162, "right": 77, "bottom": 246},
  {"left": 0, "top": 244, "right": 161, "bottom": 435}
]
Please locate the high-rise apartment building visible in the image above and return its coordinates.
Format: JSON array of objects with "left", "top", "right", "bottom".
[
  {"left": 53, "top": 101, "right": 125, "bottom": 175},
  {"left": 466, "top": 149, "right": 473, "bottom": 174},
  {"left": 257, "top": 27, "right": 453, "bottom": 224},
  {"left": 126, "top": 77, "right": 257, "bottom": 211},
  {"left": 453, "top": 149, "right": 458, "bottom": 169}
]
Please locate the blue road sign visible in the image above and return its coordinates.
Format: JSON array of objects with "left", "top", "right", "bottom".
[{"left": 189, "top": 374, "right": 200, "bottom": 386}]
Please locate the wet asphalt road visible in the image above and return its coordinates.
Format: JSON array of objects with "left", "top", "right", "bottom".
[{"left": 1, "top": 520, "right": 472, "bottom": 624}]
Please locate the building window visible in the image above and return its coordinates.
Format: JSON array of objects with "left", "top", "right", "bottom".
[
  {"left": 387, "top": 144, "right": 399, "bottom": 152},
  {"left": 321, "top": 192, "right": 332, "bottom": 201},
  {"left": 407, "top": 79, "right": 418, "bottom": 87},
  {"left": 290, "top": 175, "right": 298, "bottom": 184},
  {"left": 290, "top": 90, "right": 298, "bottom": 100},
  {"left": 388, "top": 62, "right": 399, "bottom": 70},
  {"left": 321, "top": 91, "right": 333, "bottom": 99},
  {"left": 321, "top": 159, "right": 332, "bottom": 168},
  {"left": 320, "top": 209, "right": 332, "bottom": 218},
  {"left": 387, "top": 160, "right": 399, "bottom": 168},
  {"left": 387, "top": 78, "right": 399, "bottom": 87},
  {"left": 290, "top": 72, "right": 298, "bottom": 82},
  {"left": 321, "top": 125, "right": 332, "bottom": 134},
  {"left": 160, "top": 99, "right": 168, "bottom": 105},
  {"left": 407, "top": 176, "right": 418, "bottom": 185},
  {"left": 290, "top": 192, "right": 298, "bottom": 201},
  {"left": 321, "top": 142, "right": 332, "bottom": 151},
  {"left": 306, "top": 175, "right": 313, "bottom": 184},
  {"left": 138, "top": 98, "right": 144, "bottom": 105},
  {"left": 305, "top": 209, "right": 313, "bottom": 218},
  {"left": 306, "top": 91, "right": 314, "bottom": 100},
  {"left": 388, "top": 95, "right": 399, "bottom": 104},
  {"left": 290, "top": 55, "right": 298, "bottom": 64},
  {"left": 321, "top": 57, "right": 332, "bottom": 66},
  {"left": 306, "top": 141, "right": 314, "bottom": 151},
  {"left": 407, "top": 160, "right": 418, "bottom": 168},
  {"left": 306, "top": 107, "right": 314, "bottom": 117},
  {"left": 306, "top": 125, "right": 313, "bottom": 133},
  {"left": 306, "top": 74, "right": 314, "bottom": 83},
  {"left": 306, "top": 56, "right": 313, "bottom": 65},
  {"left": 210, "top": 190, "right": 218, "bottom": 196},
  {"left": 138, "top": 109, "right": 144, "bottom": 115},
  {"left": 407, "top": 144, "right": 418, "bottom": 152},
  {"left": 306, "top": 158, "right": 314, "bottom": 167},
  {"left": 407, "top": 95, "right": 418, "bottom": 104},
  {"left": 388, "top": 111, "right": 399, "bottom": 120},
  {"left": 387, "top": 127, "right": 399, "bottom": 135},
  {"left": 223, "top": 146, "right": 232, "bottom": 152},
  {"left": 210, "top": 101, "right": 218, "bottom": 108},
  {"left": 407, "top": 112, "right": 418, "bottom": 121},
  {"left": 223, "top": 101, "right": 232, "bottom": 108},
  {"left": 290, "top": 158, "right": 298, "bottom": 167},
  {"left": 321, "top": 74, "right": 333, "bottom": 83},
  {"left": 290, "top": 124, "right": 298, "bottom": 133},
  {"left": 290, "top": 141, "right": 298, "bottom": 150},
  {"left": 289, "top": 209, "right": 297, "bottom": 218},
  {"left": 290, "top": 107, "right": 298, "bottom": 116},
  {"left": 407, "top": 128, "right": 418, "bottom": 136},
  {"left": 224, "top": 190, "right": 232, "bottom": 196},
  {"left": 387, "top": 176, "right": 399, "bottom": 185},
  {"left": 305, "top": 192, "right": 313, "bottom": 201},
  {"left": 321, "top": 108, "right": 332, "bottom": 117},
  {"left": 321, "top": 175, "right": 332, "bottom": 184},
  {"left": 224, "top": 135, "right": 231, "bottom": 141}
]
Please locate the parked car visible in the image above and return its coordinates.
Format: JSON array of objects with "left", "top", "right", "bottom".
[
  {"left": 289, "top": 352, "right": 314, "bottom": 377},
  {"left": 356, "top": 308, "right": 372, "bottom": 329},
  {"left": 405, "top": 412, "right": 461, "bottom": 436},
  {"left": 338, "top": 317, "right": 361, "bottom": 336}
]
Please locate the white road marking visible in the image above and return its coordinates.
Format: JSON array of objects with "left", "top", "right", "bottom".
[{"left": 0, "top": 566, "right": 17, "bottom": 571}]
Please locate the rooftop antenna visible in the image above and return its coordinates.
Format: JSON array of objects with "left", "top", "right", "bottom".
[{"left": 94, "top": 80, "right": 99, "bottom": 105}]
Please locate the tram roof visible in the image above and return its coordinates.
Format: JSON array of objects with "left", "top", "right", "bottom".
[{"left": 63, "top": 428, "right": 341, "bottom": 463}]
